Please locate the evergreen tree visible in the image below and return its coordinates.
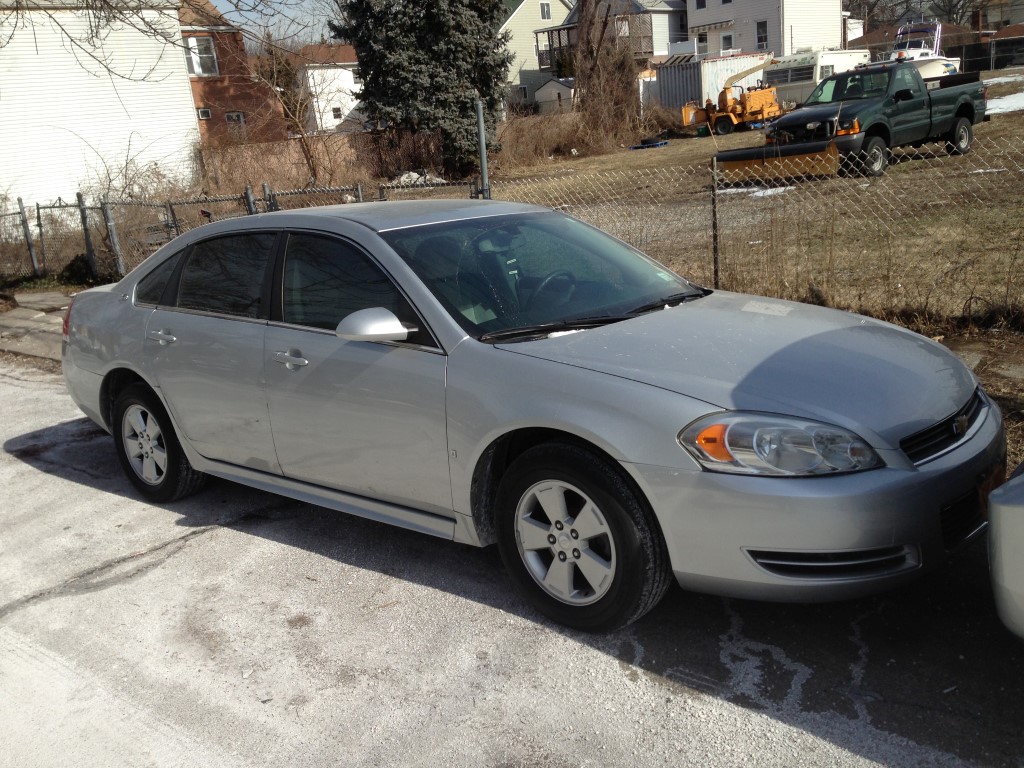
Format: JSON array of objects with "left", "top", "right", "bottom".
[{"left": 329, "top": 0, "right": 513, "bottom": 177}]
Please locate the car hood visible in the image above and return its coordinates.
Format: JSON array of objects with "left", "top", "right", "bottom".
[
  {"left": 772, "top": 101, "right": 877, "bottom": 128},
  {"left": 500, "top": 292, "right": 977, "bottom": 448}
]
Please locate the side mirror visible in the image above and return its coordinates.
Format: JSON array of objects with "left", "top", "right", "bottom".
[
  {"left": 336, "top": 307, "right": 416, "bottom": 342},
  {"left": 893, "top": 88, "right": 914, "bottom": 102}
]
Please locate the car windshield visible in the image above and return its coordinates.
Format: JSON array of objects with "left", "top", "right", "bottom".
[
  {"left": 804, "top": 70, "right": 891, "bottom": 104},
  {"left": 381, "top": 211, "right": 702, "bottom": 339}
]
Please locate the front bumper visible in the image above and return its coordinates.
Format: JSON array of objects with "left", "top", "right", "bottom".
[
  {"left": 989, "top": 465, "right": 1024, "bottom": 638},
  {"left": 626, "top": 400, "right": 1006, "bottom": 602}
]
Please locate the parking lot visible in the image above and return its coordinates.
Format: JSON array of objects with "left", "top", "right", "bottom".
[{"left": 1, "top": 357, "right": 1022, "bottom": 767}]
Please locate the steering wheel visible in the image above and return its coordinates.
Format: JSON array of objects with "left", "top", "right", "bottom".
[{"left": 524, "top": 269, "right": 577, "bottom": 311}]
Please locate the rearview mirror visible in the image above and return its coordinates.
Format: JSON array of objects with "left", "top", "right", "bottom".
[{"left": 336, "top": 307, "right": 416, "bottom": 342}]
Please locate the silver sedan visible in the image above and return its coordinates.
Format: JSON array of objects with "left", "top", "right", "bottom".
[{"left": 62, "top": 200, "right": 1006, "bottom": 631}]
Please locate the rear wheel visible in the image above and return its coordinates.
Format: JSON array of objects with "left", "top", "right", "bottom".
[
  {"left": 714, "top": 117, "right": 735, "bottom": 136},
  {"left": 495, "top": 443, "right": 672, "bottom": 632},
  {"left": 945, "top": 117, "right": 973, "bottom": 156},
  {"left": 113, "top": 384, "right": 206, "bottom": 502}
]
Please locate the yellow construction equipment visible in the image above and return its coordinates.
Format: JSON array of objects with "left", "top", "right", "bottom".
[{"left": 681, "top": 59, "right": 785, "bottom": 136}]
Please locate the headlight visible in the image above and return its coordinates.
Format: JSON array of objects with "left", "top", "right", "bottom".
[
  {"left": 679, "top": 412, "right": 882, "bottom": 476},
  {"left": 835, "top": 117, "right": 860, "bottom": 136}
]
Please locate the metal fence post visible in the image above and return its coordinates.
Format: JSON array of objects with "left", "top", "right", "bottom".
[
  {"left": 17, "top": 197, "right": 41, "bottom": 277},
  {"left": 101, "top": 199, "right": 127, "bottom": 276},
  {"left": 356, "top": 184, "right": 363, "bottom": 203},
  {"left": 379, "top": 185, "right": 387, "bottom": 201},
  {"left": 35, "top": 203, "right": 47, "bottom": 274},
  {"left": 711, "top": 158, "right": 720, "bottom": 290},
  {"left": 77, "top": 192, "right": 98, "bottom": 276},
  {"left": 165, "top": 201, "right": 181, "bottom": 237},
  {"left": 243, "top": 185, "right": 258, "bottom": 215},
  {"left": 262, "top": 183, "right": 280, "bottom": 212}
]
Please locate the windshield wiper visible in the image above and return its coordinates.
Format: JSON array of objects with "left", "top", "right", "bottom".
[
  {"left": 626, "top": 291, "right": 705, "bottom": 316},
  {"left": 479, "top": 316, "right": 622, "bottom": 342}
]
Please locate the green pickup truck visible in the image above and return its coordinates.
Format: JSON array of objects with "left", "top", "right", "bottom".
[{"left": 723, "top": 59, "right": 988, "bottom": 177}]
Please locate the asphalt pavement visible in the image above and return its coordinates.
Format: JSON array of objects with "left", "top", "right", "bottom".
[{"left": 2, "top": 291, "right": 1024, "bottom": 766}]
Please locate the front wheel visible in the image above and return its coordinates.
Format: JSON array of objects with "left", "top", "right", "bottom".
[
  {"left": 714, "top": 117, "right": 735, "bottom": 136},
  {"left": 113, "top": 383, "right": 206, "bottom": 502},
  {"left": 857, "top": 136, "right": 889, "bottom": 177},
  {"left": 945, "top": 117, "right": 973, "bottom": 156},
  {"left": 495, "top": 443, "right": 672, "bottom": 632}
]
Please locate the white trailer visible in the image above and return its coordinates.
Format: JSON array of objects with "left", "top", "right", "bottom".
[{"left": 763, "top": 49, "right": 871, "bottom": 106}]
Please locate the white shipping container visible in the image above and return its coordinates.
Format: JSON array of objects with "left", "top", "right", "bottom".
[{"left": 656, "top": 53, "right": 775, "bottom": 111}]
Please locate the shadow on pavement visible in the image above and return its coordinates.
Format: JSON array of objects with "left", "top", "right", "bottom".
[{"left": 5, "top": 417, "right": 1024, "bottom": 766}]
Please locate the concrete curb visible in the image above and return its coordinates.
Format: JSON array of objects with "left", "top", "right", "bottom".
[{"left": 0, "top": 292, "right": 68, "bottom": 363}]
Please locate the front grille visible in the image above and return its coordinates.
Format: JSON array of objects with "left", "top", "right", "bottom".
[
  {"left": 773, "top": 124, "right": 832, "bottom": 144},
  {"left": 900, "top": 389, "right": 985, "bottom": 464},
  {"left": 747, "top": 545, "right": 917, "bottom": 579}
]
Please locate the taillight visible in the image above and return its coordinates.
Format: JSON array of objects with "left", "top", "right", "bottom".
[{"left": 62, "top": 296, "right": 74, "bottom": 342}]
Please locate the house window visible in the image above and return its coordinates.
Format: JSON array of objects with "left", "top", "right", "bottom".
[
  {"left": 722, "top": 0, "right": 731, "bottom": 4},
  {"left": 332, "top": 107, "right": 343, "bottom": 119},
  {"left": 696, "top": 0, "right": 706, "bottom": 9},
  {"left": 197, "top": 108, "right": 212, "bottom": 120},
  {"left": 518, "top": 85, "right": 528, "bottom": 100},
  {"left": 540, "top": 2, "right": 551, "bottom": 20},
  {"left": 721, "top": 33, "right": 734, "bottom": 50},
  {"left": 697, "top": 32, "right": 708, "bottom": 55},
  {"left": 756, "top": 20, "right": 768, "bottom": 50},
  {"left": 225, "top": 112, "right": 245, "bottom": 124},
  {"left": 185, "top": 36, "right": 218, "bottom": 76}
]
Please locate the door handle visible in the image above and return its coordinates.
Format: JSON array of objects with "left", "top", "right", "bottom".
[
  {"left": 147, "top": 330, "right": 177, "bottom": 346},
  {"left": 273, "top": 350, "right": 309, "bottom": 371}
]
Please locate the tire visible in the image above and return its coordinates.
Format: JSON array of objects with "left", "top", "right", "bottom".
[
  {"left": 945, "top": 117, "right": 973, "bottom": 156},
  {"left": 857, "top": 135, "right": 889, "bottom": 177},
  {"left": 113, "top": 383, "right": 206, "bottom": 502},
  {"left": 714, "top": 117, "right": 735, "bottom": 136},
  {"left": 495, "top": 443, "right": 672, "bottom": 632}
]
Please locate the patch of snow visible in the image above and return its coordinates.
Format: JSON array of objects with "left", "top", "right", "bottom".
[{"left": 986, "top": 90, "right": 1024, "bottom": 114}]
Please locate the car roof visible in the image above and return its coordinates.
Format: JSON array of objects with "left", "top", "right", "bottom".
[{"left": 255, "top": 199, "right": 552, "bottom": 233}]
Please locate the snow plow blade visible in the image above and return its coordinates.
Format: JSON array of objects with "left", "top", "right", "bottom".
[{"left": 715, "top": 141, "right": 841, "bottom": 183}]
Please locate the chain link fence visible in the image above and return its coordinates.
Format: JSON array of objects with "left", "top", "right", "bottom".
[{"left": 4, "top": 135, "right": 1023, "bottom": 323}]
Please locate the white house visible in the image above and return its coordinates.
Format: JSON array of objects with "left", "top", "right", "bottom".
[
  {"left": 0, "top": 0, "right": 200, "bottom": 207},
  {"left": 502, "top": 0, "right": 575, "bottom": 105},
  {"left": 293, "top": 44, "right": 364, "bottom": 134},
  {"left": 685, "top": 0, "right": 843, "bottom": 58}
]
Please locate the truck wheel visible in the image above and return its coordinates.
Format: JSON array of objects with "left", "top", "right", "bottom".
[
  {"left": 945, "top": 117, "right": 973, "bottom": 156},
  {"left": 714, "top": 117, "right": 734, "bottom": 136},
  {"left": 858, "top": 136, "right": 889, "bottom": 177},
  {"left": 495, "top": 443, "right": 672, "bottom": 632}
]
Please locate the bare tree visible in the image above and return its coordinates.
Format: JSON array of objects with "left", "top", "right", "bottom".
[
  {"left": 572, "top": 0, "right": 642, "bottom": 150},
  {"left": 925, "top": 0, "right": 992, "bottom": 26},
  {"left": 845, "top": 0, "right": 924, "bottom": 31},
  {"left": 0, "top": 0, "right": 314, "bottom": 81}
]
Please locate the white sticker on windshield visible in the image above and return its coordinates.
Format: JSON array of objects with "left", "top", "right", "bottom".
[{"left": 741, "top": 300, "right": 792, "bottom": 317}]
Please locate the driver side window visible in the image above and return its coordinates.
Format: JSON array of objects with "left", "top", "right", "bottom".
[{"left": 281, "top": 233, "right": 433, "bottom": 346}]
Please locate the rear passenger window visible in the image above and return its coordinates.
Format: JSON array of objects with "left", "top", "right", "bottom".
[
  {"left": 135, "top": 252, "right": 181, "bottom": 306},
  {"left": 177, "top": 233, "right": 276, "bottom": 318}
]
